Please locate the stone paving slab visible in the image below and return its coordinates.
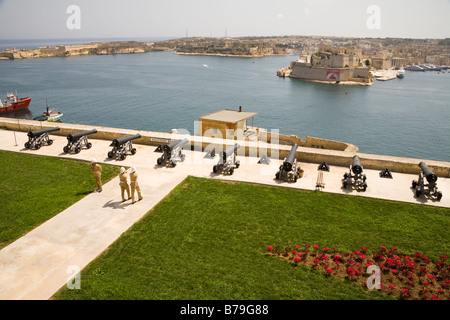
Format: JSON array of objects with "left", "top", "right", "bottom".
[{"left": 0, "top": 129, "right": 448, "bottom": 300}]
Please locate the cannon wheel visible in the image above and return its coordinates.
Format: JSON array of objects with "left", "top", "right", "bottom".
[
  {"left": 120, "top": 154, "right": 126, "bottom": 160},
  {"left": 157, "top": 157, "right": 162, "bottom": 165},
  {"left": 236, "top": 161, "right": 240, "bottom": 169},
  {"left": 213, "top": 165, "right": 218, "bottom": 173},
  {"left": 86, "top": 143, "right": 92, "bottom": 149},
  {"left": 342, "top": 180, "right": 348, "bottom": 189},
  {"left": 415, "top": 189, "right": 422, "bottom": 198},
  {"left": 171, "top": 161, "right": 177, "bottom": 168},
  {"left": 131, "top": 148, "right": 137, "bottom": 155},
  {"left": 362, "top": 183, "right": 367, "bottom": 192},
  {"left": 412, "top": 180, "right": 417, "bottom": 188},
  {"left": 275, "top": 172, "right": 280, "bottom": 180},
  {"left": 47, "top": 139, "right": 53, "bottom": 146},
  {"left": 108, "top": 151, "right": 114, "bottom": 159},
  {"left": 63, "top": 146, "right": 70, "bottom": 153},
  {"left": 75, "top": 147, "right": 81, "bottom": 154},
  {"left": 229, "top": 167, "right": 234, "bottom": 175},
  {"left": 293, "top": 174, "right": 298, "bottom": 182},
  {"left": 436, "top": 192, "right": 442, "bottom": 201},
  {"left": 25, "top": 142, "right": 31, "bottom": 149},
  {"left": 181, "top": 154, "right": 186, "bottom": 162},
  {"left": 35, "top": 143, "right": 41, "bottom": 150}
]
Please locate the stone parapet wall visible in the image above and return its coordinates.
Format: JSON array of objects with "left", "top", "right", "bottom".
[{"left": 0, "top": 117, "right": 448, "bottom": 177}]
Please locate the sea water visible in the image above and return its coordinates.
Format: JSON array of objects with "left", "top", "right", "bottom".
[{"left": 0, "top": 49, "right": 449, "bottom": 162}]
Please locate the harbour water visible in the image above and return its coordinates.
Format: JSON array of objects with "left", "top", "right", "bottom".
[{"left": 1, "top": 48, "right": 449, "bottom": 162}]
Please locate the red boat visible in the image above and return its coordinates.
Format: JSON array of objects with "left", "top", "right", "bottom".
[{"left": 0, "top": 92, "right": 31, "bottom": 113}]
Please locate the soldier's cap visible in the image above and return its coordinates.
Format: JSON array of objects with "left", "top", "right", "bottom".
[
  {"left": 120, "top": 167, "right": 125, "bottom": 173},
  {"left": 91, "top": 158, "right": 97, "bottom": 164},
  {"left": 130, "top": 167, "right": 136, "bottom": 173}
]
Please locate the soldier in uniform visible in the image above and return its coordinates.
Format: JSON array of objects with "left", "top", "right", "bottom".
[
  {"left": 119, "top": 167, "right": 131, "bottom": 202},
  {"left": 91, "top": 158, "right": 102, "bottom": 192},
  {"left": 129, "top": 166, "right": 143, "bottom": 204}
]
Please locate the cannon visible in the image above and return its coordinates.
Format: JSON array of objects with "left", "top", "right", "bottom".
[
  {"left": 275, "top": 144, "right": 301, "bottom": 182},
  {"left": 63, "top": 129, "right": 97, "bottom": 154},
  {"left": 412, "top": 162, "right": 442, "bottom": 201},
  {"left": 342, "top": 155, "right": 367, "bottom": 191},
  {"left": 107, "top": 134, "right": 141, "bottom": 160},
  {"left": 213, "top": 144, "right": 240, "bottom": 175},
  {"left": 24, "top": 127, "right": 60, "bottom": 150},
  {"left": 156, "top": 138, "right": 189, "bottom": 167}
]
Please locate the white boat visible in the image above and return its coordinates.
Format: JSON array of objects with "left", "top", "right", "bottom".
[
  {"left": 34, "top": 105, "right": 63, "bottom": 122},
  {"left": 397, "top": 67, "right": 405, "bottom": 78}
]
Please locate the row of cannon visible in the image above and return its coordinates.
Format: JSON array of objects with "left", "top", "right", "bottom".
[{"left": 23, "top": 127, "right": 443, "bottom": 202}]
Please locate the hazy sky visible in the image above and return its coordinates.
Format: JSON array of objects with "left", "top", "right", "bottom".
[{"left": 0, "top": 0, "right": 449, "bottom": 40}]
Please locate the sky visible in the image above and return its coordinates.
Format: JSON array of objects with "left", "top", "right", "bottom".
[{"left": 0, "top": 0, "right": 449, "bottom": 40}]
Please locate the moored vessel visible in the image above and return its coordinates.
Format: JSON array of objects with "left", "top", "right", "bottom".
[
  {"left": 0, "top": 92, "right": 31, "bottom": 113},
  {"left": 397, "top": 67, "right": 405, "bottom": 78},
  {"left": 34, "top": 105, "right": 63, "bottom": 122}
]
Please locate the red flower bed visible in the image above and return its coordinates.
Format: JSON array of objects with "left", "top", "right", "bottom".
[{"left": 265, "top": 244, "right": 449, "bottom": 300}]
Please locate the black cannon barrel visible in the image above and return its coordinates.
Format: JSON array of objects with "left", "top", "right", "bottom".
[
  {"left": 28, "top": 127, "right": 60, "bottom": 138},
  {"left": 67, "top": 129, "right": 97, "bottom": 142},
  {"left": 222, "top": 143, "right": 240, "bottom": 161},
  {"left": 352, "top": 155, "right": 363, "bottom": 174},
  {"left": 163, "top": 138, "right": 189, "bottom": 152},
  {"left": 283, "top": 144, "right": 298, "bottom": 172},
  {"left": 419, "top": 162, "right": 438, "bottom": 183},
  {"left": 111, "top": 134, "right": 142, "bottom": 147}
]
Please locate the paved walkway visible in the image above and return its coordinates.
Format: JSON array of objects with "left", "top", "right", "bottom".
[{"left": 0, "top": 129, "right": 448, "bottom": 299}]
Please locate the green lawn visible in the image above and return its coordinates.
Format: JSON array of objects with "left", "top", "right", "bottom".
[
  {"left": 54, "top": 176, "right": 449, "bottom": 300},
  {"left": 0, "top": 150, "right": 121, "bottom": 249}
]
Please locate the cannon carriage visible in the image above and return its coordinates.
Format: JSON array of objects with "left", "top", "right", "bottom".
[
  {"left": 107, "top": 134, "right": 141, "bottom": 160},
  {"left": 213, "top": 143, "right": 240, "bottom": 175},
  {"left": 342, "top": 155, "right": 368, "bottom": 191},
  {"left": 156, "top": 138, "right": 189, "bottom": 167},
  {"left": 275, "top": 144, "right": 302, "bottom": 182},
  {"left": 63, "top": 129, "right": 97, "bottom": 154},
  {"left": 24, "top": 127, "right": 60, "bottom": 150},
  {"left": 412, "top": 162, "right": 442, "bottom": 201}
]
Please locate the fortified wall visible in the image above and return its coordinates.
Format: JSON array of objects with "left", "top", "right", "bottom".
[
  {"left": 1, "top": 117, "right": 449, "bottom": 177},
  {"left": 288, "top": 61, "right": 372, "bottom": 85}
]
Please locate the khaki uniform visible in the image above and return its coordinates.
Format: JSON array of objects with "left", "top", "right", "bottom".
[
  {"left": 119, "top": 171, "right": 131, "bottom": 201},
  {"left": 130, "top": 171, "right": 142, "bottom": 203},
  {"left": 91, "top": 163, "right": 102, "bottom": 191}
]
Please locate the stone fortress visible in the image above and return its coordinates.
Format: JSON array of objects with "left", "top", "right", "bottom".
[{"left": 277, "top": 45, "right": 373, "bottom": 85}]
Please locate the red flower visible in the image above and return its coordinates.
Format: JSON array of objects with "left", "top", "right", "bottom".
[
  {"left": 423, "top": 282, "right": 429, "bottom": 286},
  {"left": 440, "top": 255, "right": 448, "bottom": 260},
  {"left": 267, "top": 246, "right": 273, "bottom": 251},
  {"left": 292, "top": 250, "right": 297, "bottom": 255},
  {"left": 324, "top": 247, "right": 330, "bottom": 252},
  {"left": 313, "top": 245, "right": 320, "bottom": 250},
  {"left": 295, "top": 245, "right": 301, "bottom": 249},
  {"left": 391, "top": 270, "right": 398, "bottom": 275},
  {"left": 294, "top": 257, "right": 300, "bottom": 263},
  {"left": 361, "top": 247, "right": 368, "bottom": 252},
  {"left": 389, "top": 284, "right": 395, "bottom": 289},
  {"left": 400, "top": 289, "right": 409, "bottom": 298},
  {"left": 326, "top": 269, "right": 333, "bottom": 274},
  {"left": 379, "top": 246, "right": 387, "bottom": 252}
]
